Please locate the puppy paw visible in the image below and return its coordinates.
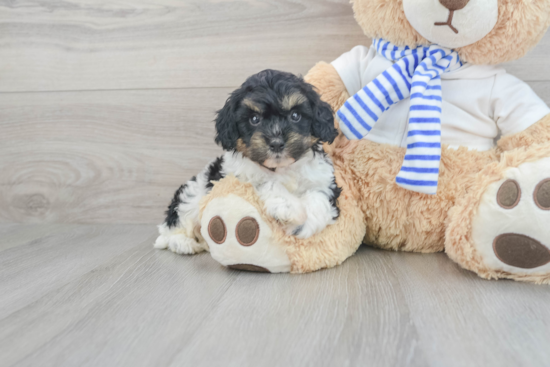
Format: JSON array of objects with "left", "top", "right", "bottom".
[
  {"left": 291, "top": 224, "right": 318, "bottom": 239},
  {"left": 282, "top": 223, "right": 305, "bottom": 238},
  {"left": 154, "top": 234, "right": 169, "bottom": 249},
  {"left": 288, "top": 220, "right": 328, "bottom": 239},
  {"left": 264, "top": 197, "right": 307, "bottom": 227},
  {"left": 155, "top": 234, "right": 205, "bottom": 255}
]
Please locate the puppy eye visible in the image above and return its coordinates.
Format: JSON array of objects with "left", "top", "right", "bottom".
[
  {"left": 249, "top": 114, "right": 261, "bottom": 126},
  {"left": 290, "top": 112, "right": 301, "bottom": 122}
]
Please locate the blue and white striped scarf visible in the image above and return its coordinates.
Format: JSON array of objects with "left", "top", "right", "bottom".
[{"left": 337, "top": 39, "right": 462, "bottom": 195}]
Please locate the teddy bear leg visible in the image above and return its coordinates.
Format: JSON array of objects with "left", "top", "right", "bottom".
[
  {"left": 446, "top": 144, "right": 550, "bottom": 284},
  {"left": 200, "top": 194, "right": 292, "bottom": 273}
]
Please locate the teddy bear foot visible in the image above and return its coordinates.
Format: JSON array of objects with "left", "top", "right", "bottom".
[
  {"left": 472, "top": 157, "right": 550, "bottom": 273},
  {"left": 200, "top": 194, "right": 291, "bottom": 273},
  {"left": 447, "top": 154, "right": 550, "bottom": 283}
]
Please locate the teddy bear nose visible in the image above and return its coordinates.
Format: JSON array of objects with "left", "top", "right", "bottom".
[{"left": 439, "top": 0, "right": 470, "bottom": 11}]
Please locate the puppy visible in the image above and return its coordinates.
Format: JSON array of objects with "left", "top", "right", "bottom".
[{"left": 154, "top": 70, "right": 341, "bottom": 255}]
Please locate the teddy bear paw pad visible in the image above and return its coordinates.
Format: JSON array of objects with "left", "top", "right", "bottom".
[
  {"left": 493, "top": 234, "right": 550, "bottom": 269},
  {"left": 471, "top": 157, "right": 550, "bottom": 275},
  {"left": 200, "top": 194, "right": 291, "bottom": 273}
]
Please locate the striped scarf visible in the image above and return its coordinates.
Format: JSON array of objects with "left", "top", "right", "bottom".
[{"left": 337, "top": 39, "right": 462, "bottom": 195}]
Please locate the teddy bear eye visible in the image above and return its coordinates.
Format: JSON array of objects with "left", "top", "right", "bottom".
[
  {"left": 249, "top": 114, "right": 261, "bottom": 126},
  {"left": 290, "top": 112, "right": 302, "bottom": 122}
]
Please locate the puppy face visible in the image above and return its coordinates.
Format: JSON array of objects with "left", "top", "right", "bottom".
[{"left": 215, "top": 70, "right": 337, "bottom": 169}]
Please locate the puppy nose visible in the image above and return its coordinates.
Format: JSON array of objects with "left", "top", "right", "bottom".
[
  {"left": 439, "top": 0, "right": 469, "bottom": 11},
  {"left": 269, "top": 140, "right": 285, "bottom": 153}
]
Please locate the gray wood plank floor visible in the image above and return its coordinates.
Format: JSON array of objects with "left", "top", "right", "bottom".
[
  {"left": 2, "top": 1, "right": 550, "bottom": 366},
  {"left": 1, "top": 223, "right": 550, "bottom": 367},
  {"left": 0, "top": 0, "right": 365, "bottom": 92}
]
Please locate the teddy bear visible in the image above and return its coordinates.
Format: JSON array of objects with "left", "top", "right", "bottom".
[{"left": 195, "top": 0, "right": 550, "bottom": 284}]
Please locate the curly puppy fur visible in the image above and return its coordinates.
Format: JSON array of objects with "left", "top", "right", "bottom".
[{"left": 156, "top": 70, "right": 344, "bottom": 255}]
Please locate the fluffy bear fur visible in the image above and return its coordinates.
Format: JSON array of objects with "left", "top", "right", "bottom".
[
  {"left": 352, "top": 0, "right": 550, "bottom": 64},
  {"left": 198, "top": 0, "right": 550, "bottom": 283},
  {"left": 446, "top": 142, "right": 550, "bottom": 284},
  {"left": 300, "top": 0, "right": 550, "bottom": 282}
]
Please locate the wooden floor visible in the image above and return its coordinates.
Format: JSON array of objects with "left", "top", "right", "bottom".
[
  {"left": 2, "top": 1, "right": 550, "bottom": 366},
  {"left": 1, "top": 223, "right": 550, "bottom": 367}
]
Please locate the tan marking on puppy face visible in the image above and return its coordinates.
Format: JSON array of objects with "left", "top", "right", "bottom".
[
  {"left": 239, "top": 132, "right": 271, "bottom": 164},
  {"left": 248, "top": 132, "right": 272, "bottom": 162},
  {"left": 283, "top": 132, "right": 318, "bottom": 164},
  {"left": 286, "top": 131, "right": 300, "bottom": 144},
  {"left": 286, "top": 132, "right": 317, "bottom": 151},
  {"left": 250, "top": 131, "right": 296, "bottom": 168},
  {"left": 236, "top": 138, "right": 250, "bottom": 157},
  {"left": 240, "top": 132, "right": 315, "bottom": 168},
  {"left": 249, "top": 132, "right": 269, "bottom": 152},
  {"left": 242, "top": 99, "right": 262, "bottom": 113},
  {"left": 281, "top": 93, "right": 307, "bottom": 111}
]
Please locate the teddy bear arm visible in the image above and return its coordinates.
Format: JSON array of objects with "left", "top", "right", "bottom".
[
  {"left": 304, "top": 62, "right": 350, "bottom": 115},
  {"left": 497, "top": 114, "right": 550, "bottom": 152}
]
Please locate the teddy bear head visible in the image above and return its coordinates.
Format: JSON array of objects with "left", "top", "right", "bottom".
[{"left": 352, "top": 0, "right": 550, "bottom": 64}]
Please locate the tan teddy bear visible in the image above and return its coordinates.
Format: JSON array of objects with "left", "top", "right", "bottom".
[{"left": 197, "top": 0, "right": 550, "bottom": 284}]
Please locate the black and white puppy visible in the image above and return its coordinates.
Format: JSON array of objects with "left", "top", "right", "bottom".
[{"left": 155, "top": 70, "right": 341, "bottom": 255}]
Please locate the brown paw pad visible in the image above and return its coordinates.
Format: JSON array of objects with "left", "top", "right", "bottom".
[
  {"left": 208, "top": 216, "right": 227, "bottom": 244},
  {"left": 228, "top": 264, "right": 270, "bottom": 273},
  {"left": 534, "top": 178, "right": 550, "bottom": 210},
  {"left": 493, "top": 234, "right": 550, "bottom": 269},
  {"left": 497, "top": 179, "right": 521, "bottom": 209},
  {"left": 236, "top": 217, "right": 259, "bottom": 246}
]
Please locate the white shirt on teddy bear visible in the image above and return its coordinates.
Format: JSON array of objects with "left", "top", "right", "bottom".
[{"left": 332, "top": 45, "right": 550, "bottom": 151}]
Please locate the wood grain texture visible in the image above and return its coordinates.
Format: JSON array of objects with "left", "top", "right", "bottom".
[
  {"left": 1, "top": 223, "right": 550, "bottom": 367},
  {"left": 2, "top": 2, "right": 550, "bottom": 366},
  {"left": 391, "top": 254, "right": 550, "bottom": 367},
  {"left": 0, "top": 223, "right": 158, "bottom": 318},
  {"left": 0, "top": 0, "right": 365, "bottom": 92},
  {"left": 0, "top": 88, "right": 227, "bottom": 224},
  {"left": 0, "top": 0, "right": 547, "bottom": 93},
  {"left": 0, "top": 223, "right": 72, "bottom": 252}
]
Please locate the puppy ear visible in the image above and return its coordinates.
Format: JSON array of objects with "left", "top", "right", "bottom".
[
  {"left": 215, "top": 93, "right": 241, "bottom": 151},
  {"left": 311, "top": 96, "right": 338, "bottom": 144}
]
